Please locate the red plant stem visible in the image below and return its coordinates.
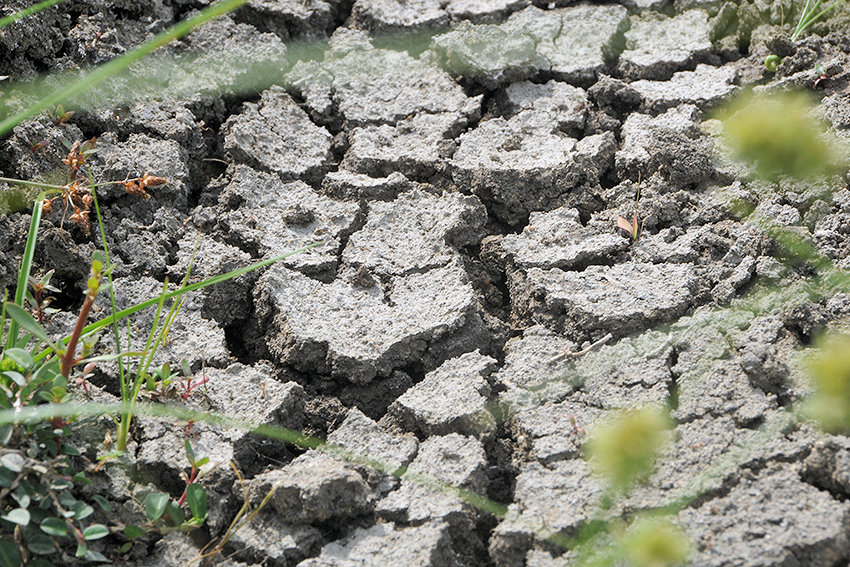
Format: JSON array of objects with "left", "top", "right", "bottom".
[
  {"left": 60, "top": 281, "right": 99, "bottom": 379},
  {"left": 34, "top": 288, "right": 44, "bottom": 324},
  {"left": 177, "top": 466, "right": 198, "bottom": 507}
]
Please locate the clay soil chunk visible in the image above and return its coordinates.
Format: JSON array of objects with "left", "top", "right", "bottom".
[
  {"left": 430, "top": 5, "right": 629, "bottom": 87},
  {"left": 227, "top": 513, "right": 322, "bottom": 567},
  {"left": 298, "top": 521, "right": 461, "bottom": 566},
  {"left": 679, "top": 463, "right": 850, "bottom": 566},
  {"left": 222, "top": 86, "right": 333, "bottom": 182},
  {"left": 616, "top": 104, "right": 715, "bottom": 186},
  {"left": 389, "top": 350, "right": 497, "bottom": 437},
  {"left": 619, "top": 9, "right": 713, "bottom": 80},
  {"left": 285, "top": 29, "right": 476, "bottom": 126},
  {"left": 510, "top": 262, "right": 699, "bottom": 341},
  {"left": 216, "top": 165, "right": 359, "bottom": 276},
  {"left": 630, "top": 63, "right": 739, "bottom": 113},
  {"left": 327, "top": 408, "right": 418, "bottom": 476},
  {"left": 377, "top": 433, "right": 488, "bottom": 523},
  {"left": 489, "top": 460, "right": 604, "bottom": 567},
  {"left": 250, "top": 451, "right": 373, "bottom": 524},
  {"left": 342, "top": 112, "right": 472, "bottom": 180},
  {"left": 500, "top": 207, "right": 627, "bottom": 270},
  {"left": 256, "top": 260, "right": 483, "bottom": 383},
  {"left": 342, "top": 188, "right": 486, "bottom": 277},
  {"left": 452, "top": 115, "right": 615, "bottom": 225}
]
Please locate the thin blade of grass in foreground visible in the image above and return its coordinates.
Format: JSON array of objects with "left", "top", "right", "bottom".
[
  {"left": 4, "top": 199, "right": 43, "bottom": 351},
  {"left": 0, "top": 401, "right": 509, "bottom": 520},
  {"left": 0, "top": 0, "right": 250, "bottom": 137},
  {"left": 0, "top": 0, "right": 66, "bottom": 30}
]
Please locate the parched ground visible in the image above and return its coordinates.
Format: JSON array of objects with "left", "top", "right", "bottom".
[{"left": 3, "top": 0, "right": 850, "bottom": 565}]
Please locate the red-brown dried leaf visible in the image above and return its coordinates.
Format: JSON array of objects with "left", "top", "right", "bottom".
[
  {"left": 69, "top": 207, "right": 90, "bottom": 233},
  {"left": 63, "top": 141, "right": 86, "bottom": 173},
  {"left": 123, "top": 181, "right": 150, "bottom": 199},
  {"left": 139, "top": 173, "right": 167, "bottom": 189}
]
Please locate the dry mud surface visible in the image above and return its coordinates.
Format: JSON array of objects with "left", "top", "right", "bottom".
[{"left": 4, "top": 0, "right": 850, "bottom": 565}]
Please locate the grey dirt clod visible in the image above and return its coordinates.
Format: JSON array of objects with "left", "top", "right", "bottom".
[
  {"left": 249, "top": 451, "right": 373, "bottom": 524},
  {"left": 298, "top": 521, "right": 462, "bottom": 567},
  {"left": 223, "top": 88, "right": 334, "bottom": 183},
  {"left": 510, "top": 261, "right": 700, "bottom": 342},
  {"left": 342, "top": 187, "right": 487, "bottom": 277},
  {"left": 256, "top": 259, "right": 487, "bottom": 383},
  {"left": 215, "top": 164, "right": 360, "bottom": 278},
  {"left": 388, "top": 350, "right": 498, "bottom": 437},
  {"left": 619, "top": 9, "right": 714, "bottom": 80}
]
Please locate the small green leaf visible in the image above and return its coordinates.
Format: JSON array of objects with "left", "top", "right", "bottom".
[
  {"left": 4, "top": 349, "right": 33, "bottom": 370},
  {"left": 3, "top": 372, "right": 25, "bottom": 387},
  {"left": 0, "top": 541, "right": 22, "bottom": 567},
  {"left": 52, "top": 478, "right": 72, "bottom": 490},
  {"left": 3, "top": 304, "right": 59, "bottom": 354},
  {"left": 61, "top": 445, "right": 81, "bottom": 457},
  {"left": 85, "top": 549, "right": 109, "bottom": 562},
  {"left": 0, "top": 453, "right": 24, "bottom": 473},
  {"left": 144, "top": 493, "right": 168, "bottom": 521},
  {"left": 194, "top": 457, "right": 209, "bottom": 468},
  {"left": 71, "top": 502, "right": 93, "bottom": 521},
  {"left": 49, "top": 386, "right": 67, "bottom": 401},
  {"left": 2, "top": 508, "right": 30, "bottom": 526},
  {"left": 10, "top": 491, "right": 29, "bottom": 509},
  {"left": 82, "top": 524, "right": 109, "bottom": 540},
  {"left": 123, "top": 525, "right": 146, "bottom": 540},
  {"left": 117, "top": 542, "right": 133, "bottom": 553},
  {"left": 75, "top": 542, "right": 87, "bottom": 558},
  {"left": 25, "top": 534, "right": 55, "bottom": 555},
  {"left": 0, "top": 425, "right": 12, "bottom": 445},
  {"left": 78, "top": 351, "right": 146, "bottom": 364},
  {"left": 40, "top": 517, "right": 69, "bottom": 537},
  {"left": 0, "top": 468, "right": 14, "bottom": 489},
  {"left": 91, "top": 495, "right": 112, "bottom": 512},
  {"left": 58, "top": 492, "right": 76, "bottom": 508},
  {"left": 164, "top": 501, "right": 184, "bottom": 526},
  {"left": 186, "top": 484, "right": 207, "bottom": 521},
  {"left": 184, "top": 439, "right": 195, "bottom": 466}
]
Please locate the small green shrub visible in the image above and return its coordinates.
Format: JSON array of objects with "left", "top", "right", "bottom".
[
  {"left": 0, "top": 346, "right": 110, "bottom": 564},
  {"left": 584, "top": 407, "right": 671, "bottom": 494},
  {"left": 718, "top": 90, "right": 840, "bottom": 181},
  {"left": 622, "top": 516, "right": 691, "bottom": 567},
  {"left": 803, "top": 332, "right": 850, "bottom": 433}
]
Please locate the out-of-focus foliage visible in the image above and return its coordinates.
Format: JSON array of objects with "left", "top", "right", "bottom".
[
  {"left": 718, "top": 90, "right": 842, "bottom": 181},
  {"left": 804, "top": 332, "right": 850, "bottom": 433},
  {"left": 584, "top": 407, "right": 671, "bottom": 493},
  {"left": 622, "top": 516, "right": 691, "bottom": 567}
]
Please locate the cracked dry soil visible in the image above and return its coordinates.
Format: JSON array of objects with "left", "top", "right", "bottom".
[{"left": 4, "top": 0, "right": 850, "bottom": 565}]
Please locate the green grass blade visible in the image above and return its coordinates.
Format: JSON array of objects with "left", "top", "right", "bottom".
[
  {"left": 0, "top": 177, "right": 67, "bottom": 191},
  {"left": 0, "top": 289, "right": 8, "bottom": 358},
  {"left": 0, "top": 0, "right": 66, "bottom": 30},
  {"left": 90, "top": 181, "right": 128, "bottom": 401},
  {"left": 6, "top": 199, "right": 43, "bottom": 350},
  {"left": 0, "top": 0, "right": 250, "bottom": 137},
  {"left": 3, "top": 303, "right": 59, "bottom": 354},
  {"left": 136, "top": 279, "right": 170, "bottom": 390},
  {"left": 801, "top": 0, "right": 846, "bottom": 34}
]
